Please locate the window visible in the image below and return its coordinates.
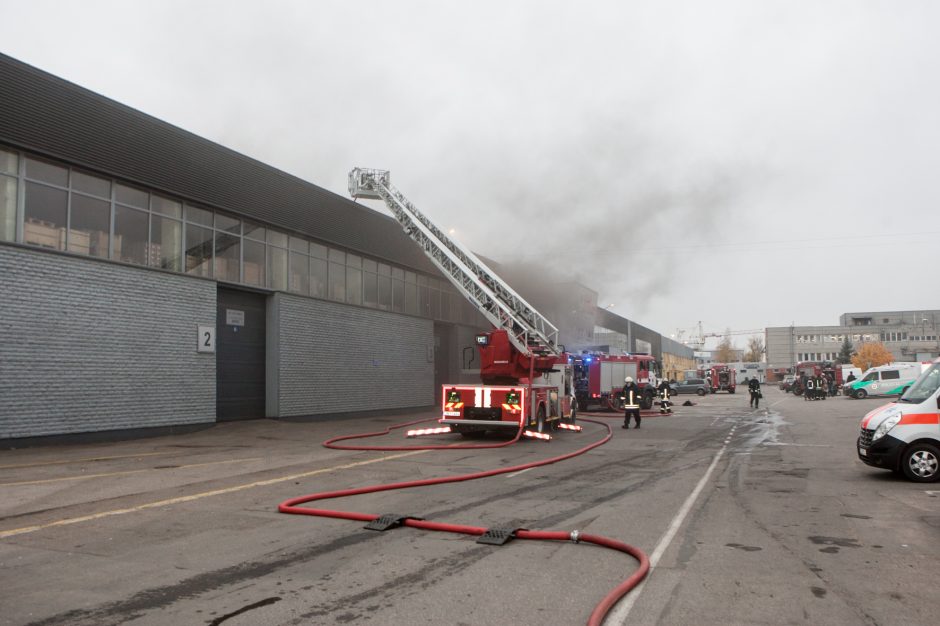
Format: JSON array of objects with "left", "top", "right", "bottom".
[
  {"left": 882, "top": 370, "right": 900, "bottom": 380},
  {"left": 0, "top": 149, "right": 18, "bottom": 241},
  {"left": 151, "top": 215, "right": 182, "bottom": 271},
  {"left": 391, "top": 267, "right": 404, "bottom": 313},
  {"left": 328, "top": 248, "right": 346, "bottom": 301},
  {"left": 310, "top": 257, "right": 328, "bottom": 298},
  {"left": 346, "top": 265, "right": 362, "bottom": 305},
  {"left": 215, "top": 213, "right": 241, "bottom": 234},
  {"left": 243, "top": 239, "right": 265, "bottom": 287},
  {"left": 377, "top": 263, "right": 391, "bottom": 310},
  {"left": 185, "top": 223, "right": 213, "bottom": 277},
  {"left": 152, "top": 195, "right": 182, "bottom": 218},
  {"left": 185, "top": 204, "right": 213, "bottom": 227},
  {"left": 25, "top": 157, "right": 68, "bottom": 186},
  {"left": 214, "top": 232, "right": 240, "bottom": 282},
  {"left": 69, "top": 194, "right": 110, "bottom": 258},
  {"left": 23, "top": 182, "right": 67, "bottom": 250},
  {"left": 289, "top": 250, "right": 309, "bottom": 293},
  {"left": 113, "top": 205, "right": 149, "bottom": 265},
  {"left": 115, "top": 183, "right": 148, "bottom": 209},
  {"left": 268, "top": 246, "right": 288, "bottom": 291},
  {"left": 363, "top": 258, "right": 378, "bottom": 308}
]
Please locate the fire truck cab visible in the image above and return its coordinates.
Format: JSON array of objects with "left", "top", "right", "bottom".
[
  {"left": 573, "top": 353, "right": 661, "bottom": 411},
  {"left": 707, "top": 364, "right": 736, "bottom": 394}
]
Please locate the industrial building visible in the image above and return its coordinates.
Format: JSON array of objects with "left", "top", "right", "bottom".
[
  {"left": 0, "top": 53, "right": 688, "bottom": 442},
  {"left": 766, "top": 310, "right": 940, "bottom": 373}
]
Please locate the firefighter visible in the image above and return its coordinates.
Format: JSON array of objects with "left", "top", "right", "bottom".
[
  {"left": 804, "top": 376, "right": 814, "bottom": 401},
  {"left": 658, "top": 378, "right": 672, "bottom": 414},
  {"left": 621, "top": 376, "right": 641, "bottom": 429},
  {"left": 748, "top": 376, "right": 762, "bottom": 408}
]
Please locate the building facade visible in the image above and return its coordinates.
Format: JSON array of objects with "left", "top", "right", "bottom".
[{"left": 765, "top": 310, "right": 940, "bottom": 372}]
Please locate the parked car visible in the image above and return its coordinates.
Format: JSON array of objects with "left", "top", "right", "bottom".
[
  {"left": 779, "top": 375, "right": 796, "bottom": 392},
  {"left": 675, "top": 378, "right": 709, "bottom": 396}
]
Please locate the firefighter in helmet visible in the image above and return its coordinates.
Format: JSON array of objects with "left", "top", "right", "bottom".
[
  {"left": 748, "top": 376, "right": 762, "bottom": 408},
  {"left": 621, "top": 376, "right": 641, "bottom": 429},
  {"left": 657, "top": 378, "right": 673, "bottom": 414}
]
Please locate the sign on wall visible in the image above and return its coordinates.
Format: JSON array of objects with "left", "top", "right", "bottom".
[
  {"left": 197, "top": 325, "right": 216, "bottom": 353},
  {"left": 225, "top": 309, "right": 245, "bottom": 326}
]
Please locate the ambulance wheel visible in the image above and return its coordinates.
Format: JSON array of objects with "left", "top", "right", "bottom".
[
  {"left": 901, "top": 443, "right": 940, "bottom": 482},
  {"left": 854, "top": 389, "right": 867, "bottom": 399},
  {"left": 535, "top": 406, "right": 547, "bottom": 434},
  {"left": 696, "top": 388, "right": 706, "bottom": 396}
]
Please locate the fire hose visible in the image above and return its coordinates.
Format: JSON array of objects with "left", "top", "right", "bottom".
[{"left": 278, "top": 417, "right": 650, "bottom": 626}]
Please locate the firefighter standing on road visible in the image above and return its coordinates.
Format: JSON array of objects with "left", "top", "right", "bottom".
[
  {"left": 658, "top": 379, "right": 673, "bottom": 414},
  {"left": 748, "top": 377, "right": 762, "bottom": 408},
  {"left": 621, "top": 377, "right": 641, "bottom": 429}
]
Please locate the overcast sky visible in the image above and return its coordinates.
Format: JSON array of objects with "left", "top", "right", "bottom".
[{"left": 3, "top": 0, "right": 939, "bottom": 350}]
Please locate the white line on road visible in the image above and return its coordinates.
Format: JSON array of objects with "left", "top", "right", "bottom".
[
  {"left": 607, "top": 423, "right": 739, "bottom": 625},
  {"left": 505, "top": 467, "right": 534, "bottom": 478}
]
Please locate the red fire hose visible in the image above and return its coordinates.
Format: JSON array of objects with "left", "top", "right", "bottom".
[{"left": 278, "top": 417, "right": 649, "bottom": 625}]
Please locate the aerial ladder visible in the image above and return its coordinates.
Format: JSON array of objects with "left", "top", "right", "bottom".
[{"left": 349, "top": 168, "right": 576, "bottom": 437}]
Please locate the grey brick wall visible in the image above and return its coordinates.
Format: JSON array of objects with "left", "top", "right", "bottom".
[
  {"left": 276, "top": 294, "right": 434, "bottom": 416},
  {"left": 0, "top": 245, "right": 217, "bottom": 439}
]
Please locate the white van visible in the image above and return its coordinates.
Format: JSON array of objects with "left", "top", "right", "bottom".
[
  {"left": 843, "top": 362, "right": 923, "bottom": 399},
  {"left": 857, "top": 358, "right": 940, "bottom": 482}
]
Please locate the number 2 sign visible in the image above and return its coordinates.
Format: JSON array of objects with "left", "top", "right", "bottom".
[{"left": 197, "top": 325, "right": 216, "bottom": 353}]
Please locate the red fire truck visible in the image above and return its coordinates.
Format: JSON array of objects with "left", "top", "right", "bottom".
[
  {"left": 791, "top": 361, "right": 842, "bottom": 396},
  {"left": 707, "top": 364, "right": 736, "bottom": 394},
  {"left": 350, "top": 168, "right": 578, "bottom": 439},
  {"left": 574, "top": 353, "right": 661, "bottom": 411}
]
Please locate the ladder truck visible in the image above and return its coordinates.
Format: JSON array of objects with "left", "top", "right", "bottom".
[{"left": 349, "top": 168, "right": 578, "bottom": 439}]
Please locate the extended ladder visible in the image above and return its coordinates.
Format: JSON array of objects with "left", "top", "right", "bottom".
[{"left": 348, "top": 168, "right": 559, "bottom": 357}]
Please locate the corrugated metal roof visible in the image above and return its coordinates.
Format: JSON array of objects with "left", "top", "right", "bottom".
[{"left": 0, "top": 53, "right": 437, "bottom": 274}]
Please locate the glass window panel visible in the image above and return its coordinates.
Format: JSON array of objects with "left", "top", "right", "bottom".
[
  {"left": 377, "top": 275, "right": 391, "bottom": 310},
  {"left": 150, "top": 215, "right": 182, "bottom": 271},
  {"left": 363, "top": 258, "right": 377, "bottom": 273},
  {"left": 214, "top": 232, "right": 240, "bottom": 282},
  {"left": 185, "top": 204, "right": 213, "bottom": 226},
  {"left": 346, "top": 267, "right": 362, "bottom": 305},
  {"left": 392, "top": 278, "right": 404, "bottom": 313},
  {"left": 405, "top": 270, "right": 416, "bottom": 284},
  {"left": 0, "top": 174, "right": 16, "bottom": 242},
  {"left": 266, "top": 229, "right": 288, "bottom": 248},
  {"left": 289, "top": 251, "right": 309, "bottom": 293},
  {"left": 404, "top": 282, "right": 418, "bottom": 315},
  {"left": 429, "top": 287, "right": 441, "bottom": 319},
  {"left": 310, "top": 257, "right": 328, "bottom": 297},
  {"left": 310, "top": 242, "right": 328, "bottom": 259},
  {"left": 152, "top": 195, "right": 182, "bottom": 218},
  {"left": 25, "top": 157, "right": 68, "bottom": 187},
  {"left": 215, "top": 213, "right": 241, "bottom": 234},
  {"left": 185, "top": 223, "right": 213, "bottom": 277},
  {"left": 328, "top": 248, "right": 345, "bottom": 263},
  {"left": 0, "top": 148, "right": 17, "bottom": 175},
  {"left": 23, "top": 182, "right": 68, "bottom": 250},
  {"left": 418, "top": 284, "right": 429, "bottom": 316},
  {"left": 363, "top": 271, "right": 378, "bottom": 307},
  {"left": 114, "top": 205, "right": 149, "bottom": 265},
  {"left": 378, "top": 262, "right": 391, "bottom": 276},
  {"left": 268, "top": 246, "right": 288, "bottom": 290},
  {"left": 417, "top": 274, "right": 428, "bottom": 286},
  {"left": 72, "top": 171, "right": 111, "bottom": 198},
  {"left": 392, "top": 267, "right": 404, "bottom": 280},
  {"left": 329, "top": 261, "right": 346, "bottom": 301},
  {"left": 115, "top": 183, "right": 148, "bottom": 209},
  {"left": 346, "top": 253, "right": 361, "bottom": 268},
  {"left": 243, "top": 239, "right": 265, "bottom": 286},
  {"left": 244, "top": 220, "right": 265, "bottom": 240},
  {"left": 68, "top": 194, "right": 110, "bottom": 258},
  {"left": 289, "top": 236, "right": 308, "bottom": 253}
]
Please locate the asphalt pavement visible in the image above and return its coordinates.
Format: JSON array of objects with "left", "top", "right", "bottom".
[{"left": 1, "top": 387, "right": 937, "bottom": 625}]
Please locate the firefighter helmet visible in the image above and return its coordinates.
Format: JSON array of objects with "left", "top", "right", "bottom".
[{"left": 625, "top": 376, "right": 634, "bottom": 383}]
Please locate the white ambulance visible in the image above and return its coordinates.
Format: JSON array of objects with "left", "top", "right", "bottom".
[
  {"left": 843, "top": 362, "right": 923, "bottom": 399},
  {"left": 856, "top": 358, "right": 940, "bottom": 482}
]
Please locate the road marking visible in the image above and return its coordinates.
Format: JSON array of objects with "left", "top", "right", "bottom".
[
  {"left": 0, "top": 450, "right": 427, "bottom": 539},
  {"left": 0, "top": 458, "right": 263, "bottom": 487},
  {"left": 506, "top": 467, "right": 534, "bottom": 478},
  {"left": 0, "top": 452, "right": 176, "bottom": 470},
  {"left": 609, "top": 424, "right": 738, "bottom": 624},
  {"left": 764, "top": 443, "right": 831, "bottom": 447}
]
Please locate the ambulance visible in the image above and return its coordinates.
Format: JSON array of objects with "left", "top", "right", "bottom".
[
  {"left": 856, "top": 358, "right": 940, "bottom": 482},
  {"left": 843, "top": 362, "right": 923, "bottom": 399}
]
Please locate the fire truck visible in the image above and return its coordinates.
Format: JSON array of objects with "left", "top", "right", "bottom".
[
  {"left": 707, "top": 364, "right": 736, "bottom": 394},
  {"left": 791, "top": 361, "right": 841, "bottom": 396},
  {"left": 573, "top": 353, "right": 661, "bottom": 411},
  {"left": 349, "top": 168, "right": 577, "bottom": 439}
]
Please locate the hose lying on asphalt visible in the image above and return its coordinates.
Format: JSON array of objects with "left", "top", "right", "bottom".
[{"left": 278, "top": 416, "right": 650, "bottom": 626}]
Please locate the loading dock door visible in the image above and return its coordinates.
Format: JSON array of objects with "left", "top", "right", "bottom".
[{"left": 217, "top": 288, "right": 266, "bottom": 421}]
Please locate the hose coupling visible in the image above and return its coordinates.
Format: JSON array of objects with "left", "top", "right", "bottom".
[{"left": 570, "top": 530, "right": 581, "bottom": 543}]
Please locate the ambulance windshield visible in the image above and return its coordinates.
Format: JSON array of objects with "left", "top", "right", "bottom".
[{"left": 899, "top": 364, "right": 940, "bottom": 404}]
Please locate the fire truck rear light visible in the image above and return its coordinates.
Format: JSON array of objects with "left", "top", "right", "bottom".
[
  {"left": 406, "top": 426, "right": 452, "bottom": 437},
  {"left": 522, "top": 430, "right": 552, "bottom": 441},
  {"left": 592, "top": 393, "right": 599, "bottom": 398},
  {"left": 557, "top": 423, "right": 582, "bottom": 431}
]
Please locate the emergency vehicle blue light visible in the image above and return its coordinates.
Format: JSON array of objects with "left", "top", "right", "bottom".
[{"left": 585, "top": 357, "right": 592, "bottom": 363}]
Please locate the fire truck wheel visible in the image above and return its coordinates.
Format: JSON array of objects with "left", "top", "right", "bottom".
[
  {"left": 640, "top": 394, "right": 652, "bottom": 410},
  {"left": 535, "top": 406, "right": 547, "bottom": 434},
  {"left": 696, "top": 388, "right": 706, "bottom": 396},
  {"left": 901, "top": 443, "right": 940, "bottom": 482},
  {"left": 568, "top": 403, "right": 577, "bottom": 425},
  {"left": 728, "top": 388, "right": 735, "bottom": 394},
  {"left": 854, "top": 389, "right": 868, "bottom": 399}
]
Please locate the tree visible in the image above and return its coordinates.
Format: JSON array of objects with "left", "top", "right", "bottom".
[
  {"left": 851, "top": 342, "right": 893, "bottom": 371},
  {"left": 715, "top": 332, "right": 737, "bottom": 363},
  {"left": 836, "top": 338, "right": 855, "bottom": 364},
  {"left": 743, "top": 336, "right": 765, "bottom": 362}
]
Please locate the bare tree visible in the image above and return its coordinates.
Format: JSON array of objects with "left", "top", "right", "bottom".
[
  {"left": 743, "top": 336, "right": 764, "bottom": 362},
  {"left": 715, "top": 331, "right": 737, "bottom": 363}
]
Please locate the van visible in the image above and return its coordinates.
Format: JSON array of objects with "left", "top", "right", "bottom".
[
  {"left": 857, "top": 358, "right": 940, "bottom": 482},
  {"left": 843, "top": 362, "right": 923, "bottom": 399}
]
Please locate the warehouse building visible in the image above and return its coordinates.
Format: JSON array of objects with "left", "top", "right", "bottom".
[{"left": 0, "top": 54, "right": 684, "bottom": 442}]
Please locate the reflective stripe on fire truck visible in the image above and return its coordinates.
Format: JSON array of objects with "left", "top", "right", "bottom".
[
  {"left": 557, "top": 423, "right": 582, "bottom": 431},
  {"left": 523, "top": 430, "right": 552, "bottom": 440},
  {"left": 407, "top": 426, "right": 452, "bottom": 437}
]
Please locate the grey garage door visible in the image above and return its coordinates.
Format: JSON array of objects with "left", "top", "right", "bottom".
[{"left": 217, "top": 287, "right": 266, "bottom": 421}]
